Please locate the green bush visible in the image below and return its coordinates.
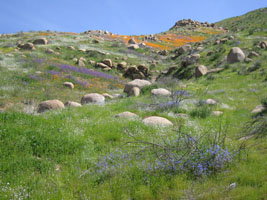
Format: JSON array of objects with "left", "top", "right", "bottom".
[
  {"left": 190, "top": 104, "right": 212, "bottom": 118},
  {"left": 141, "top": 84, "right": 159, "bottom": 95}
]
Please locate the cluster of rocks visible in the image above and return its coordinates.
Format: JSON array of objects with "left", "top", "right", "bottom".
[
  {"left": 95, "top": 59, "right": 114, "bottom": 71},
  {"left": 124, "top": 64, "right": 151, "bottom": 80},
  {"left": 37, "top": 92, "right": 107, "bottom": 113},
  {"left": 123, "top": 79, "right": 151, "bottom": 96},
  {"left": 182, "top": 53, "right": 201, "bottom": 67},
  {"left": 171, "top": 19, "right": 216, "bottom": 29},
  {"left": 82, "top": 30, "right": 113, "bottom": 36},
  {"left": 18, "top": 42, "right": 35, "bottom": 50},
  {"left": 213, "top": 36, "right": 234, "bottom": 45},
  {"left": 173, "top": 44, "right": 192, "bottom": 56},
  {"left": 258, "top": 41, "right": 267, "bottom": 49},
  {"left": 115, "top": 112, "right": 173, "bottom": 127},
  {"left": 37, "top": 77, "right": 227, "bottom": 127},
  {"left": 17, "top": 37, "right": 48, "bottom": 51},
  {"left": 143, "top": 34, "right": 158, "bottom": 42}
]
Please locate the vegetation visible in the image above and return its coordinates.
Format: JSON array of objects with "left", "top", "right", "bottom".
[{"left": 0, "top": 8, "right": 266, "bottom": 200}]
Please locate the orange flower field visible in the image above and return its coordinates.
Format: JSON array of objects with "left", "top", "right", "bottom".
[{"left": 108, "top": 33, "right": 206, "bottom": 50}]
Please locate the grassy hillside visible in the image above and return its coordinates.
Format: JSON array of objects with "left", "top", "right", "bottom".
[
  {"left": 0, "top": 8, "right": 267, "bottom": 199},
  {"left": 216, "top": 7, "right": 267, "bottom": 35}
]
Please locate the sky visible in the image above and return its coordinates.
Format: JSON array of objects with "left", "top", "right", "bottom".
[{"left": 0, "top": 0, "right": 266, "bottom": 35}]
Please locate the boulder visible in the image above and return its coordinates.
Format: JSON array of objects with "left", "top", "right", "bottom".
[
  {"left": 128, "top": 38, "right": 137, "bottom": 44},
  {"left": 227, "top": 47, "right": 245, "bottom": 63},
  {"left": 37, "top": 100, "right": 64, "bottom": 113},
  {"left": 128, "top": 87, "right": 140, "bottom": 97},
  {"left": 33, "top": 38, "right": 48, "bottom": 45},
  {"left": 115, "top": 111, "right": 138, "bottom": 119},
  {"left": 175, "top": 44, "right": 191, "bottom": 55},
  {"left": 128, "top": 44, "right": 139, "bottom": 50},
  {"left": 45, "top": 48, "right": 55, "bottom": 54},
  {"left": 102, "top": 59, "right": 113, "bottom": 68},
  {"left": 19, "top": 43, "right": 35, "bottom": 50},
  {"left": 117, "top": 61, "right": 127, "bottom": 71},
  {"left": 183, "top": 54, "right": 200, "bottom": 66},
  {"left": 195, "top": 65, "right": 208, "bottom": 77},
  {"left": 248, "top": 51, "right": 259, "bottom": 58},
  {"left": 245, "top": 58, "right": 253, "bottom": 63},
  {"left": 67, "top": 46, "right": 75, "bottom": 50},
  {"left": 81, "top": 93, "right": 105, "bottom": 104},
  {"left": 205, "top": 99, "right": 217, "bottom": 105},
  {"left": 214, "top": 40, "right": 220, "bottom": 45},
  {"left": 251, "top": 104, "right": 265, "bottom": 114},
  {"left": 64, "top": 101, "right": 82, "bottom": 107},
  {"left": 137, "top": 64, "right": 150, "bottom": 77},
  {"left": 78, "top": 48, "right": 86, "bottom": 52},
  {"left": 139, "top": 43, "right": 146, "bottom": 47},
  {"left": 151, "top": 88, "right": 171, "bottom": 96},
  {"left": 78, "top": 59, "right": 86, "bottom": 67},
  {"left": 220, "top": 38, "right": 228, "bottom": 43},
  {"left": 102, "top": 93, "right": 113, "bottom": 99},
  {"left": 142, "top": 116, "right": 173, "bottom": 127},
  {"left": 159, "top": 50, "right": 168, "bottom": 56},
  {"left": 124, "top": 79, "right": 151, "bottom": 93},
  {"left": 207, "top": 68, "right": 223, "bottom": 74},
  {"left": 89, "top": 60, "right": 96, "bottom": 65},
  {"left": 124, "top": 66, "right": 144, "bottom": 80},
  {"left": 95, "top": 63, "right": 111, "bottom": 70},
  {"left": 259, "top": 41, "right": 267, "bottom": 49},
  {"left": 212, "top": 111, "right": 223, "bottom": 116},
  {"left": 63, "top": 82, "right": 74, "bottom": 89}
]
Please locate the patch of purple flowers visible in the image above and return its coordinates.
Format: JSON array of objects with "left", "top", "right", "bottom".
[
  {"left": 157, "top": 101, "right": 179, "bottom": 110},
  {"left": 56, "top": 63, "right": 120, "bottom": 81},
  {"left": 173, "top": 90, "right": 191, "bottom": 97},
  {"left": 87, "top": 137, "right": 234, "bottom": 179},
  {"left": 28, "top": 74, "right": 43, "bottom": 81}
]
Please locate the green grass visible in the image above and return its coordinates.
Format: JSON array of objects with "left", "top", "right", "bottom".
[{"left": 0, "top": 10, "right": 267, "bottom": 199}]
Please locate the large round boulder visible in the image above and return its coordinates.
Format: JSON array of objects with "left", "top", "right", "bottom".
[
  {"left": 81, "top": 93, "right": 105, "bottom": 104},
  {"left": 205, "top": 99, "right": 217, "bottom": 105},
  {"left": 115, "top": 111, "right": 138, "bottom": 119},
  {"left": 124, "top": 79, "right": 151, "bottom": 94},
  {"left": 227, "top": 47, "right": 245, "bottom": 63},
  {"left": 142, "top": 116, "right": 173, "bottom": 127},
  {"left": 33, "top": 38, "right": 48, "bottom": 45},
  {"left": 63, "top": 82, "right": 74, "bottom": 89},
  {"left": 151, "top": 88, "right": 171, "bottom": 96},
  {"left": 37, "top": 100, "right": 64, "bottom": 113},
  {"left": 64, "top": 101, "right": 82, "bottom": 107}
]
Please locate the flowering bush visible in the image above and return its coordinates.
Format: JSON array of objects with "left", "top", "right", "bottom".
[{"left": 82, "top": 127, "right": 237, "bottom": 180}]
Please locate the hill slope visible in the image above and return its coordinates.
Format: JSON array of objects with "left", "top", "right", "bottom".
[
  {"left": 0, "top": 8, "right": 267, "bottom": 199},
  {"left": 216, "top": 7, "right": 267, "bottom": 34}
]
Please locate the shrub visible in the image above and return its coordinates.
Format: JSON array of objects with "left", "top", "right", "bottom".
[
  {"left": 247, "top": 61, "right": 262, "bottom": 72},
  {"left": 141, "top": 84, "right": 159, "bottom": 95},
  {"left": 246, "top": 97, "right": 267, "bottom": 138},
  {"left": 83, "top": 125, "right": 237, "bottom": 180},
  {"left": 190, "top": 104, "right": 212, "bottom": 118}
]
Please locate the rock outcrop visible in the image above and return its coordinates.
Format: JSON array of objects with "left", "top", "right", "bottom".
[
  {"left": 37, "top": 100, "right": 64, "bottom": 113},
  {"left": 81, "top": 93, "right": 105, "bottom": 104}
]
